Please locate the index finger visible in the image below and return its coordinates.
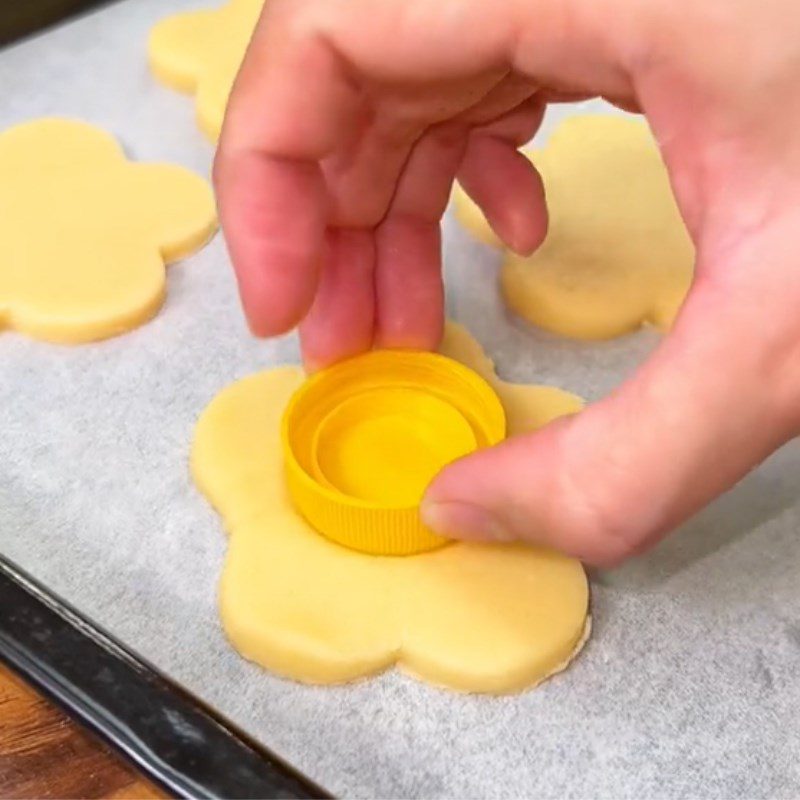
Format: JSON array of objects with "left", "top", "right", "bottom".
[{"left": 213, "top": 11, "right": 359, "bottom": 335}]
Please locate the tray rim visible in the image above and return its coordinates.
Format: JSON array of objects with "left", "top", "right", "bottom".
[
  {"left": 0, "top": 0, "right": 115, "bottom": 47},
  {"left": 0, "top": 554, "right": 332, "bottom": 800}
]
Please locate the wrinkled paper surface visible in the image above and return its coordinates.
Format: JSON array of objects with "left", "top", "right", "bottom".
[{"left": 1, "top": 3, "right": 799, "bottom": 796}]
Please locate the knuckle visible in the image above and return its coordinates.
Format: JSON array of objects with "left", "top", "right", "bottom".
[
  {"left": 546, "top": 438, "right": 647, "bottom": 565},
  {"left": 555, "top": 486, "right": 641, "bottom": 566}
]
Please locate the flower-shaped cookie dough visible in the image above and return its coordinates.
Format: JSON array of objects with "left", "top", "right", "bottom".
[
  {"left": 192, "top": 323, "right": 590, "bottom": 693},
  {"left": 148, "top": 0, "right": 262, "bottom": 141},
  {"left": 455, "top": 115, "right": 695, "bottom": 339},
  {"left": 0, "top": 118, "right": 216, "bottom": 343}
]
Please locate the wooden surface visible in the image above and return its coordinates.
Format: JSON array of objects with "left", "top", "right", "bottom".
[{"left": 0, "top": 663, "right": 166, "bottom": 799}]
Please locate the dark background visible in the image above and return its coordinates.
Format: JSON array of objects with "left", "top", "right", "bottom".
[{"left": 1, "top": 0, "right": 112, "bottom": 46}]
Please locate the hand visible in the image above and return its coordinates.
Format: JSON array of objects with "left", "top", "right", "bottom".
[{"left": 214, "top": 0, "right": 800, "bottom": 565}]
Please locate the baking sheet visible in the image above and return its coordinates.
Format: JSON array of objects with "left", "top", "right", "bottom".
[{"left": 2, "top": 2, "right": 800, "bottom": 797}]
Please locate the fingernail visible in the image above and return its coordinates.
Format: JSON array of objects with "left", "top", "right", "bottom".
[
  {"left": 507, "top": 227, "right": 540, "bottom": 258},
  {"left": 421, "top": 500, "right": 515, "bottom": 543}
]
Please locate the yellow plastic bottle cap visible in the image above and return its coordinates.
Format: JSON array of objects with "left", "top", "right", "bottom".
[{"left": 281, "top": 350, "right": 506, "bottom": 556}]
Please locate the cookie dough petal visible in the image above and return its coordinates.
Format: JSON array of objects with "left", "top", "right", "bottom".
[
  {"left": 651, "top": 279, "right": 692, "bottom": 330},
  {"left": 439, "top": 321, "right": 583, "bottom": 434},
  {"left": 192, "top": 368, "right": 304, "bottom": 528},
  {"left": 221, "top": 514, "right": 401, "bottom": 684},
  {"left": 0, "top": 118, "right": 123, "bottom": 174},
  {"left": 149, "top": 0, "right": 263, "bottom": 141},
  {"left": 398, "top": 543, "right": 589, "bottom": 693},
  {"left": 148, "top": 9, "right": 219, "bottom": 92},
  {"left": 438, "top": 320, "right": 497, "bottom": 381},
  {"left": 501, "top": 247, "right": 656, "bottom": 339},
  {"left": 122, "top": 163, "right": 217, "bottom": 261},
  {"left": 194, "top": 55, "right": 240, "bottom": 141},
  {"left": 7, "top": 245, "right": 165, "bottom": 343},
  {"left": 192, "top": 0, "right": 262, "bottom": 141},
  {"left": 199, "top": 364, "right": 403, "bottom": 684},
  {"left": 495, "top": 383, "right": 583, "bottom": 435}
]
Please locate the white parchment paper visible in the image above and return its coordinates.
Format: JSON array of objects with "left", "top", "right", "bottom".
[{"left": 1, "top": 2, "right": 799, "bottom": 796}]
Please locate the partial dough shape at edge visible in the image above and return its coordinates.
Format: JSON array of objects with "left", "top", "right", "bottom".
[
  {"left": 147, "top": 10, "right": 215, "bottom": 93},
  {"left": 147, "top": 0, "right": 264, "bottom": 142},
  {"left": 0, "top": 118, "right": 218, "bottom": 344}
]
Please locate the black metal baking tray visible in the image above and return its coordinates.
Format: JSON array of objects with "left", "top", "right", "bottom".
[
  {"left": 0, "top": 555, "right": 332, "bottom": 799},
  {"left": 0, "top": 0, "right": 113, "bottom": 46}
]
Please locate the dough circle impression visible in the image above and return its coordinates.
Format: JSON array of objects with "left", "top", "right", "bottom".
[
  {"left": 0, "top": 118, "right": 216, "bottom": 343},
  {"left": 192, "top": 323, "right": 590, "bottom": 693},
  {"left": 454, "top": 115, "right": 695, "bottom": 339}
]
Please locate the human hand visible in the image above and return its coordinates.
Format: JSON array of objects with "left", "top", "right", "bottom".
[{"left": 214, "top": 0, "right": 800, "bottom": 565}]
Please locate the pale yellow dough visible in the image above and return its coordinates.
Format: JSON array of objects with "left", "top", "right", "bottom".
[
  {"left": 148, "top": 0, "right": 262, "bottom": 141},
  {"left": 454, "top": 115, "right": 695, "bottom": 339},
  {"left": 0, "top": 118, "right": 216, "bottom": 343},
  {"left": 192, "top": 322, "right": 589, "bottom": 694}
]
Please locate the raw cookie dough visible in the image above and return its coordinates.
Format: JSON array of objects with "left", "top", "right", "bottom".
[
  {"left": 148, "top": 0, "right": 262, "bottom": 141},
  {"left": 0, "top": 118, "right": 216, "bottom": 343},
  {"left": 454, "top": 115, "right": 695, "bottom": 339},
  {"left": 192, "top": 322, "right": 590, "bottom": 694}
]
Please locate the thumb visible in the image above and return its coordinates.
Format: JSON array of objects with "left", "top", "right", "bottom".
[{"left": 423, "top": 219, "right": 800, "bottom": 566}]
